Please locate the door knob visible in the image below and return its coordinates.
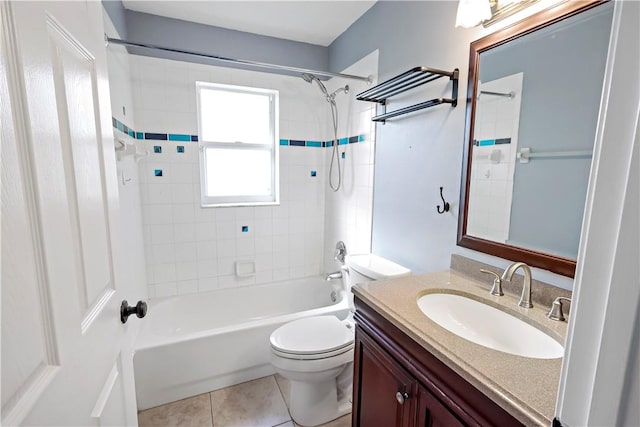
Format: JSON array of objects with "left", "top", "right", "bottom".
[
  {"left": 120, "top": 300, "right": 147, "bottom": 324},
  {"left": 395, "top": 391, "right": 409, "bottom": 405}
]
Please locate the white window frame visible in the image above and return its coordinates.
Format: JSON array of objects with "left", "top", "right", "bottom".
[{"left": 196, "top": 82, "right": 279, "bottom": 207}]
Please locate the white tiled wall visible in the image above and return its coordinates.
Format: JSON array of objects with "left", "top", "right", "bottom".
[
  {"left": 103, "top": 9, "right": 148, "bottom": 303},
  {"left": 323, "top": 51, "right": 379, "bottom": 273},
  {"left": 130, "top": 56, "right": 341, "bottom": 298},
  {"left": 467, "top": 73, "right": 524, "bottom": 243}
]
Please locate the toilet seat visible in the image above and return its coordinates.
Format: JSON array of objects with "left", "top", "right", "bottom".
[
  {"left": 272, "top": 343, "right": 354, "bottom": 360},
  {"left": 270, "top": 316, "right": 354, "bottom": 360}
]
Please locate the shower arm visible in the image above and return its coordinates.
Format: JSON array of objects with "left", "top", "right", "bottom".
[{"left": 105, "top": 36, "right": 372, "bottom": 84}]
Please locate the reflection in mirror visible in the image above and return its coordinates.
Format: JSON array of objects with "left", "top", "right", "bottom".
[{"left": 458, "top": 1, "right": 614, "bottom": 277}]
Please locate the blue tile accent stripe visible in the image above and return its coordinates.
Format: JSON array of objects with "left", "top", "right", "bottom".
[
  {"left": 145, "top": 132, "right": 167, "bottom": 141},
  {"left": 474, "top": 138, "right": 512, "bottom": 147},
  {"left": 168, "top": 133, "right": 191, "bottom": 142},
  {"left": 111, "top": 117, "right": 369, "bottom": 149}
]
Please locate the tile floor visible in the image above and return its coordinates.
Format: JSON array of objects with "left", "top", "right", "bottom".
[{"left": 137, "top": 374, "right": 351, "bottom": 427}]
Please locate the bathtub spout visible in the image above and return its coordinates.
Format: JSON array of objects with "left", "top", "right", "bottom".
[{"left": 325, "top": 271, "right": 343, "bottom": 281}]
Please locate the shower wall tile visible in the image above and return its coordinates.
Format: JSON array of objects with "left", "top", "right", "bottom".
[
  {"left": 323, "top": 51, "right": 379, "bottom": 273},
  {"left": 129, "top": 53, "right": 379, "bottom": 299},
  {"left": 133, "top": 55, "right": 332, "bottom": 298}
]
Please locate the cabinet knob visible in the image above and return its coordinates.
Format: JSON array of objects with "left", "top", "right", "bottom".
[{"left": 396, "top": 391, "right": 409, "bottom": 405}]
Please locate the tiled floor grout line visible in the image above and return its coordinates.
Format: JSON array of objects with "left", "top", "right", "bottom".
[
  {"left": 209, "top": 391, "right": 215, "bottom": 426},
  {"left": 273, "top": 375, "right": 289, "bottom": 409},
  {"left": 272, "top": 375, "right": 295, "bottom": 425},
  {"left": 272, "top": 375, "right": 294, "bottom": 427},
  {"left": 141, "top": 375, "right": 343, "bottom": 427}
]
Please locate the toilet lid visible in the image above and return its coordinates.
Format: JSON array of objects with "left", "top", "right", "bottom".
[
  {"left": 346, "top": 254, "right": 411, "bottom": 280},
  {"left": 270, "top": 316, "right": 354, "bottom": 355}
]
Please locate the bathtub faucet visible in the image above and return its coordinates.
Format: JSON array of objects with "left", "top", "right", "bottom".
[{"left": 325, "top": 270, "right": 343, "bottom": 281}]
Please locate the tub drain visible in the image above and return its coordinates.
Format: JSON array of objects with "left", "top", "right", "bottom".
[{"left": 331, "top": 291, "right": 337, "bottom": 302}]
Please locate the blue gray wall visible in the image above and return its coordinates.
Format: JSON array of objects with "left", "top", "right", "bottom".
[
  {"left": 103, "top": 0, "right": 128, "bottom": 38},
  {"left": 479, "top": 4, "right": 613, "bottom": 258},
  {"left": 102, "top": 1, "right": 328, "bottom": 76},
  {"left": 330, "top": 1, "right": 482, "bottom": 273},
  {"left": 329, "top": 1, "right": 612, "bottom": 275}
]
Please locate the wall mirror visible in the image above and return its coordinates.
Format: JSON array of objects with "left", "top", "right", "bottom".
[{"left": 458, "top": 0, "right": 614, "bottom": 277}]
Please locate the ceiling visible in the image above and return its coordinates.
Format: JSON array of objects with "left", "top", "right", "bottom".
[{"left": 122, "top": 1, "right": 377, "bottom": 47}]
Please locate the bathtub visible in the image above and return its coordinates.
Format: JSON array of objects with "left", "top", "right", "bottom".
[{"left": 133, "top": 276, "right": 350, "bottom": 410}]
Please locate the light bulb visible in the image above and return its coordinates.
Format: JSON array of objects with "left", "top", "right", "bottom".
[{"left": 455, "top": 0, "right": 492, "bottom": 28}]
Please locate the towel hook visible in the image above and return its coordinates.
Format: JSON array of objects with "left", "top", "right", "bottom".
[{"left": 437, "top": 187, "right": 450, "bottom": 214}]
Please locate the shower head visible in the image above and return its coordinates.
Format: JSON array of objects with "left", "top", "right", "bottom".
[
  {"left": 301, "top": 73, "right": 349, "bottom": 104},
  {"left": 301, "top": 73, "right": 330, "bottom": 98}
]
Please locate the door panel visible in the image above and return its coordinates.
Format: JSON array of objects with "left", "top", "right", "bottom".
[
  {"left": 1, "top": 1, "right": 137, "bottom": 424},
  {"left": 0, "top": 25, "right": 59, "bottom": 421},
  {"left": 416, "top": 386, "right": 466, "bottom": 427},
  {"left": 91, "top": 358, "right": 128, "bottom": 426},
  {"left": 355, "top": 330, "right": 415, "bottom": 427},
  {"left": 47, "top": 16, "right": 115, "bottom": 320}
]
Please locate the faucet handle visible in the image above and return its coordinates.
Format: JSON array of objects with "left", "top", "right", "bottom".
[
  {"left": 547, "top": 297, "right": 572, "bottom": 321},
  {"left": 334, "top": 241, "right": 347, "bottom": 265},
  {"left": 480, "top": 269, "right": 504, "bottom": 296}
]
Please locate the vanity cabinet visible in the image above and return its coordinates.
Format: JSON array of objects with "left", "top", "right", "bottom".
[{"left": 352, "top": 296, "right": 523, "bottom": 427}]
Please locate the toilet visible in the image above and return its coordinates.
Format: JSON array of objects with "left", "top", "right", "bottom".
[{"left": 269, "top": 253, "right": 411, "bottom": 426}]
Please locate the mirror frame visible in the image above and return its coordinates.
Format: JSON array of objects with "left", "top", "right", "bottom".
[{"left": 457, "top": 0, "right": 608, "bottom": 277}]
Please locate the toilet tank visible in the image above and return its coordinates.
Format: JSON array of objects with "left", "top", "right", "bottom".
[{"left": 346, "top": 254, "right": 411, "bottom": 286}]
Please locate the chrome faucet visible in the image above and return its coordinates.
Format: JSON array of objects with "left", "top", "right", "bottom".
[
  {"left": 501, "top": 262, "right": 534, "bottom": 308},
  {"left": 327, "top": 241, "right": 347, "bottom": 281},
  {"left": 325, "top": 270, "right": 343, "bottom": 281}
]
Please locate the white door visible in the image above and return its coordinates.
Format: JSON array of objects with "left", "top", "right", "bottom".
[{"left": 1, "top": 1, "right": 138, "bottom": 425}]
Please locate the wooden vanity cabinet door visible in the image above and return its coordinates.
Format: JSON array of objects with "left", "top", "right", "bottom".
[
  {"left": 415, "top": 385, "right": 466, "bottom": 427},
  {"left": 353, "top": 329, "right": 416, "bottom": 427}
]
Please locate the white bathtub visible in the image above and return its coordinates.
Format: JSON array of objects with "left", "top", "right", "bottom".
[{"left": 134, "top": 276, "right": 350, "bottom": 410}]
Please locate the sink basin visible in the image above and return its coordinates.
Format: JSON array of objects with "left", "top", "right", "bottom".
[{"left": 417, "top": 293, "right": 564, "bottom": 359}]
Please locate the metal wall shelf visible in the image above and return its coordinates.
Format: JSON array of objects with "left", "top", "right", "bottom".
[{"left": 357, "top": 66, "right": 459, "bottom": 123}]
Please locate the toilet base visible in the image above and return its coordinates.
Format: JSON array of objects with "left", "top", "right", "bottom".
[{"left": 289, "top": 376, "right": 352, "bottom": 427}]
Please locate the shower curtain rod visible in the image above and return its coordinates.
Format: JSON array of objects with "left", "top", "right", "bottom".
[{"left": 105, "top": 36, "right": 372, "bottom": 83}]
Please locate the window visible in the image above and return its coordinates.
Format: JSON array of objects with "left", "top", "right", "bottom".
[{"left": 196, "top": 82, "right": 279, "bottom": 207}]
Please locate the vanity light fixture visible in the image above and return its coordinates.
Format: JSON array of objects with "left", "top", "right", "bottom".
[{"left": 455, "top": 0, "right": 539, "bottom": 28}]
